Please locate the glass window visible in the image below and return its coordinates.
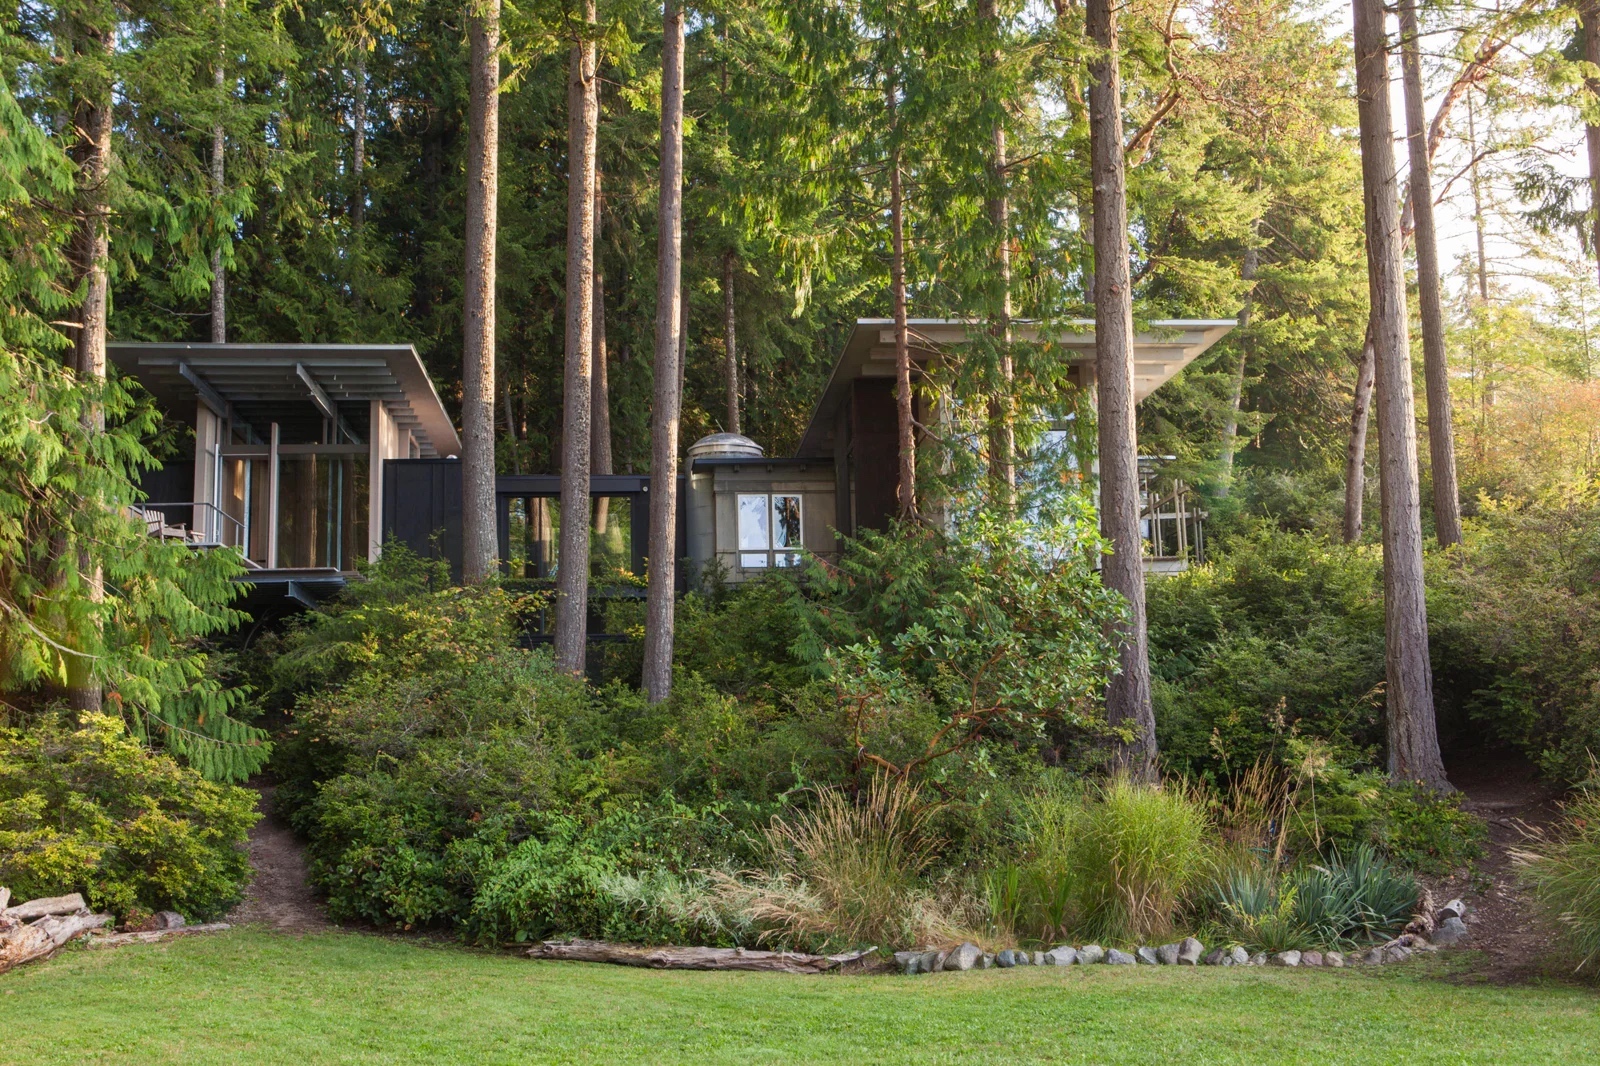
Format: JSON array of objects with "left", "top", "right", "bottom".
[
  {"left": 738, "top": 493, "right": 803, "bottom": 569},
  {"left": 738, "top": 494, "right": 770, "bottom": 568}
]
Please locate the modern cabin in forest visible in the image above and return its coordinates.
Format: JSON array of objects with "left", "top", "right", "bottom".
[{"left": 115, "top": 317, "right": 1232, "bottom": 612}]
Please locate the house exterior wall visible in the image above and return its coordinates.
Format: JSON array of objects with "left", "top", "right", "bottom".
[{"left": 693, "top": 464, "right": 838, "bottom": 584}]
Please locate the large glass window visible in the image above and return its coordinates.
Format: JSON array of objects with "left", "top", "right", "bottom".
[
  {"left": 275, "top": 454, "right": 368, "bottom": 570},
  {"left": 737, "top": 493, "right": 803, "bottom": 569},
  {"left": 505, "top": 496, "right": 634, "bottom": 581}
]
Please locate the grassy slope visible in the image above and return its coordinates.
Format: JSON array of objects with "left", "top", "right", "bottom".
[{"left": 1, "top": 929, "right": 1595, "bottom": 1065}]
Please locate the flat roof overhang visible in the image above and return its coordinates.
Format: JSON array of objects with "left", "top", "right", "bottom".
[
  {"left": 795, "top": 318, "right": 1236, "bottom": 458},
  {"left": 108, "top": 342, "right": 462, "bottom": 458}
]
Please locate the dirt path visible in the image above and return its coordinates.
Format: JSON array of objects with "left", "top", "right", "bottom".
[
  {"left": 228, "top": 783, "right": 331, "bottom": 933},
  {"left": 1434, "top": 752, "right": 1565, "bottom": 982}
]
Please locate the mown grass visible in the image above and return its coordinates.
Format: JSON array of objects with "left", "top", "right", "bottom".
[{"left": 1, "top": 928, "right": 1595, "bottom": 1065}]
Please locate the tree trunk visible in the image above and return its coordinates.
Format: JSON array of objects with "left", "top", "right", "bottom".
[
  {"left": 642, "top": 0, "right": 686, "bottom": 704},
  {"left": 981, "top": 0, "right": 1014, "bottom": 515},
  {"left": 1399, "top": 0, "right": 1462, "bottom": 548},
  {"left": 352, "top": 48, "right": 367, "bottom": 229},
  {"left": 593, "top": 165, "right": 613, "bottom": 535},
  {"left": 66, "top": 19, "right": 114, "bottom": 715},
  {"left": 888, "top": 84, "right": 916, "bottom": 521},
  {"left": 1343, "top": 333, "right": 1376, "bottom": 544},
  {"left": 1353, "top": 0, "right": 1450, "bottom": 791},
  {"left": 554, "top": 1, "right": 599, "bottom": 675},
  {"left": 210, "top": 0, "right": 227, "bottom": 343},
  {"left": 461, "top": 0, "right": 501, "bottom": 584},
  {"left": 1088, "top": 0, "right": 1157, "bottom": 783},
  {"left": 1217, "top": 239, "right": 1257, "bottom": 496},
  {"left": 723, "top": 250, "right": 740, "bottom": 434},
  {"left": 1586, "top": 2, "right": 1600, "bottom": 295}
]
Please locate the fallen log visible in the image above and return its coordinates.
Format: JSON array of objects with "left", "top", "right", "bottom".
[
  {"left": 0, "top": 911, "right": 111, "bottom": 975},
  {"left": 0, "top": 887, "right": 9, "bottom": 912},
  {"left": 4, "top": 893, "right": 87, "bottom": 922},
  {"left": 525, "top": 938, "right": 876, "bottom": 974},
  {"left": 84, "top": 923, "right": 231, "bottom": 948}
]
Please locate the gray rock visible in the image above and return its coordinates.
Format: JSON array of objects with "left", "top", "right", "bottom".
[
  {"left": 1078, "top": 944, "right": 1106, "bottom": 965},
  {"left": 1031, "top": 951, "right": 1045, "bottom": 966},
  {"left": 1043, "top": 946, "right": 1077, "bottom": 967},
  {"left": 1384, "top": 945, "right": 1413, "bottom": 964},
  {"left": 1105, "top": 948, "right": 1137, "bottom": 965},
  {"left": 1014, "top": 949, "right": 1033, "bottom": 966},
  {"left": 1437, "top": 898, "right": 1466, "bottom": 921},
  {"left": 152, "top": 911, "right": 186, "bottom": 930},
  {"left": 894, "top": 951, "right": 922, "bottom": 975},
  {"left": 1202, "top": 948, "right": 1229, "bottom": 966},
  {"left": 1324, "top": 952, "right": 1346, "bottom": 968},
  {"left": 1177, "top": 937, "right": 1204, "bottom": 965},
  {"left": 1230, "top": 946, "right": 1250, "bottom": 966},
  {"left": 1432, "top": 917, "right": 1471, "bottom": 947},
  {"left": 1155, "top": 943, "right": 1181, "bottom": 965},
  {"left": 1136, "top": 946, "right": 1160, "bottom": 965},
  {"left": 995, "top": 949, "right": 1017, "bottom": 968},
  {"left": 945, "top": 942, "right": 983, "bottom": 971},
  {"left": 1361, "top": 947, "right": 1386, "bottom": 965},
  {"left": 1300, "top": 950, "right": 1323, "bottom": 967},
  {"left": 979, "top": 952, "right": 994, "bottom": 969},
  {"left": 1269, "top": 950, "right": 1301, "bottom": 967},
  {"left": 1248, "top": 952, "right": 1267, "bottom": 966},
  {"left": 925, "top": 949, "right": 947, "bottom": 972}
]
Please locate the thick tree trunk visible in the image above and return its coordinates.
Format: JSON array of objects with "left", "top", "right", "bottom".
[
  {"left": 890, "top": 121, "right": 916, "bottom": 521},
  {"left": 1343, "top": 334, "right": 1376, "bottom": 544},
  {"left": 1399, "top": 0, "right": 1462, "bottom": 547},
  {"left": 1584, "top": 3, "right": 1600, "bottom": 295},
  {"left": 593, "top": 167, "right": 613, "bottom": 535},
  {"left": 1353, "top": 0, "right": 1450, "bottom": 791},
  {"left": 554, "top": 3, "right": 599, "bottom": 675},
  {"left": 66, "top": 21, "right": 114, "bottom": 715},
  {"left": 1088, "top": 0, "right": 1157, "bottom": 783},
  {"left": 642, "top": 0, "right": 686, "bottom": 704},
  {"left": 461, "top": 0, "right": 501, "bottom": 584},
  {"left": 981, "top": 0, "right": 1014, "bottom": 514},
  {"left": 1217, "top": 240, "right": 1257, "bottom": 496},
  {"left": 210, "top": 0, "right": 227, "bottom": 343},
  {"left": 723, "top": 250, "right": 740, "bottom": 434}
]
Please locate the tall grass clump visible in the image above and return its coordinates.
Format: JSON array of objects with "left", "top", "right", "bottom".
[
  {"left": 718, "top": 775, "right": 958, "bottom": 951},
  {"left": 1514, "top": 788, "right": 1600, "bottom": 974}
]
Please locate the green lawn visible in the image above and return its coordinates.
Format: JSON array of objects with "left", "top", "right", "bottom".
[{"left": 1, "top": 928, "right": 1595, "bottom": 1065}]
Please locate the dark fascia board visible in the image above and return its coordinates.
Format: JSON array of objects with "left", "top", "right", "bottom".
[{"left": 495, "top": 474, "right": 661, "bottom": 496}]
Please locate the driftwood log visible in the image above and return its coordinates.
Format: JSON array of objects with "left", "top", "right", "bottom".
[
  {"left": 4, "top": 893, "right": 87, "bottom": 922},
  {"left": 525, "top": 939, "right": 876, "bottom": 974},
  {"left": 84, "top": 923, "right": 231, "bottom": 948},
  {"left": 0, "top": 910, "right": 111, "bottom": 975}
]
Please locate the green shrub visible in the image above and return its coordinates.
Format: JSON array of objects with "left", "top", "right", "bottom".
[
  {"left": 0, "top": 713, "right": 258, "bottom": 921},
  {"left": 1211, "top": 846, "right": 1416, "bottom": 951},
  {"left": 1515, "top": 788, "right": 1600, "bottom": 974},
  {"left": 1286, "top": 768, "right": 1486, "bottom": 874}
]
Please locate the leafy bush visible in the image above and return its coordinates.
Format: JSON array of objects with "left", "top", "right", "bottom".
[
  {"left": 0, "top": 713, "right": 258, "bottom": 921},
  {"left": 1285, "top": 766, "right": 1486, "bottom": 874},
  {"left": 1515, "top": 788, "right": 1600, "bottom": 974}
]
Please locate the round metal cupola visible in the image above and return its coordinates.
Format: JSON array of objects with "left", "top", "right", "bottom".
[{"left": 686, "top": 432, "right": 764, "bottom": 462}]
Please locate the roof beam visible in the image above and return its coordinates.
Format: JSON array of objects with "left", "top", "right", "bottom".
[
  {"left": 296, "top": 363, "right": 364, "bottom": 444},
  {"left": 178, "top": 361, "right": 256, "bottom": 440}
]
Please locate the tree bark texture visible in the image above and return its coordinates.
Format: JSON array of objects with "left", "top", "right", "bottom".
[
  {"left": 67, "top": 18, "right": 114, "bottom": 714},
  {"left": 555, "top": 2, "right": 599, "bottom": 675},
  {"left": 1088, "top": 0, "right": 1157, "bottom": 783},
  {"left": 1343, "top": 334, "right": 1376, "bottom": 544},
  {"left": 1399, "top": 0, "right": 1462, "bottom": 547},
  {"left": 723, "top": 250, "right": 740, "bottom": 434},
  {"left": 890, "top": 141, "right": 916, "bottom": 522},
  {"left": 1353, "top": 0, "right": 1450, "bottom": 791},
  {"left": 1217, "top": 240, "right": 1257, "bottom": 496},
  {"left": 524, "top": 939, "right": 875, "bottom": 973},
  {"left": 210, "top": 0, "right": 227, "bottom": 343},
  {"left": 981, "top": 0, "right": 1014, "bottom": 514},
  {"left": 460, "top": 0, "right": 501, "bottom": 584},
  {"left": 1584, "top": 2, "right": 1600, "bottom": 295},
  {"left": 352, "top": 49, "right": 367, "bottom": 228},
  {"left": 642, "top": 0, "right": 686, "bottom": 704},
  {"left": 593, "top": 167, "right": 613, "bottom": 534}
]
